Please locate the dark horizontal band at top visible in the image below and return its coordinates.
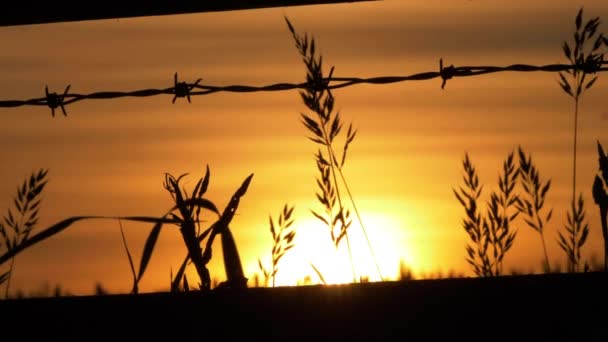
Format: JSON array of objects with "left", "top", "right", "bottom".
[{"left": 0, "top": 0, "right": 379, "bottom": 27}]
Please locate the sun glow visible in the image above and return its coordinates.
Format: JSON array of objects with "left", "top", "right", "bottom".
[{"left": 269, "top": 211, "right": 418, "bottom": 287}]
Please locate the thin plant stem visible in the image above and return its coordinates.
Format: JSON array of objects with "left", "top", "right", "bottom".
[
  {"left": 335, "top": 167, "right": 384, "bottom": 280},
  {"left": 572, "top": 97, "right": 579, "bottom": 207},
  {"left": 516, "top": 147, "right": 553, "bottom": 273},
  {"left": 259, "top": 204, "right": 296, "bottom": 287},
  {"left": 5, "top": 194, "right": 27, "bottom": 299},
  {"left": 343, "top": 231, "right": 356, "bottom": 282},
  {"left": 541, "top": 233, "right": 550, "bottom": 272},
  {"left": 4, "top": 256, "right": 15, "bottom": 299},
  {"left": 557, "top": 7, "right": 606, "bottom": 272},
  {"left": 320, "top": 122, "right": 357, "bottom": 282}
]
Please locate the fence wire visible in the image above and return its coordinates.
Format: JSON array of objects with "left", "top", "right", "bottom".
[{"left": 0, "top": 61, "right": 607, "bottom": 117}]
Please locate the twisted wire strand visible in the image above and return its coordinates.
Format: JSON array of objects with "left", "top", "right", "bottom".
[{"left": 0, "top": 61, "right": 606, "bottom": 116}]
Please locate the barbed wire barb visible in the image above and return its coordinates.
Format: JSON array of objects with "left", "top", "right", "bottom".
[
  {"left": 45, "top": 84, "right": 71, "bottom": 117},
  {"left": 439, "top": 58, "right": 455, "bottom": 89},
  {"left": 172, "top": 72, "right": 202, "bottom": 104}
]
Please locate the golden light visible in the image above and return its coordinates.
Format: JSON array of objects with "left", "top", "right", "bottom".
[{"left": 270, "top": 210, "right": 419, "bottom": 286}]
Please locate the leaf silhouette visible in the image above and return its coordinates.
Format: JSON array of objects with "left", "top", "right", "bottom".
[
  {"left": 136, "top": 221, "right": 163, "bottom": 285},
  {"left": 118, "top": 219, "right": 138, "bottom": 294},
  {"left": 310, "top": 263, "right": 326, "bottom": 285}
]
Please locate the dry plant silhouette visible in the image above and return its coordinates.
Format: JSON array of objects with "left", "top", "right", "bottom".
[
  {"left": 0, "top": 166, "right": 254, "bottom": 297},
  {"left": 556, "top": 7, "right": 606, "bottom": 272},
  {"left": 558, "top": 8, "right": 606, "bottom": 204},
  {"left": 117, "top": 219, "right": 138, "bottom": 293},
  {"left": 516, "top": 147, "right": 553, "bottom": 272},
  {"left": 0, "top": 169, "right": 48, "bottom": 296},
  {"left": 286, "top": 16, "right": 383, "bottom": 282},
  {"left": 558, "top": 193, "right": 590, "bottom": 272},
  {"left": 453, "top": 151, "right": 519, "bottom": 277},
  {"left": 452, "top": 7, "right": 607, "bottom": 276},
  {"left": 157, "top": 167, "right": 253, "bottom": 291},
  {"left": 453, "top": 145, "right": 597, "bottom": 275},
  {"left": 258, "top": 204, "right": 296, "bottom": 287}
]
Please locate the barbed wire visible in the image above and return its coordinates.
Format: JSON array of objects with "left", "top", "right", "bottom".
[{"left": 1, "top": 60, "right": 607, "bottom": 117}]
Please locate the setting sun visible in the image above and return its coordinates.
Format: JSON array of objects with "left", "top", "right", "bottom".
[{"left": 263, "top": 209, "right": 424, "bottom": 287}]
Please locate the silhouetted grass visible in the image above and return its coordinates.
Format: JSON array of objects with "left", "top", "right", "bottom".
[
  {"left": 558, "top": 193, "right": 590, "bottom": 272},
  {"left": 398, "top": 259, "right": 415, "bottom": 281},
  {"left": 117, "top": 219, "right": 138, "bottom": 293},
  {"left": 454, "top": 145, "right": 599, "bottom": 275},
  {"left": 415, "top": 269, "right": 466, "bottom": 280},
  {"left": 0, "top": 169, "right": 48, "bottom": 298},
  {"left": 0, "top": 166, "right": 254, "bottom": 297},
  {"left": 558, "top": 8, "right": 605, "bottom": 207},
  {"left": 309, "top": 262, "right": 328, "bottom": 285},
  {"left": 158, "top": 167, "right": 253, "bottom": 291},
  {"left": 516, "top": 147, "right": 553, "bottom": 272},
  {"left": 11, "top": 281, "right": 72, "bottom": 299},
  {"left": 286, "top": 16, "right": 383, "bottom": 282},
  {"left": 453, "top": 151, "right": 518, "bottom": 277},
  {"left": 451, "top": 7, "right": 607, "bottom": 277},
  {"left": 555, "top": 9, "right": 605, "bottom": 274},
  {"left": 258, "top": 204, "right": 296, "bottom": 287}
]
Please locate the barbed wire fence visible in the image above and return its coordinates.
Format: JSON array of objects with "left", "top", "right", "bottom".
[{"left": 1, "top": 60, "right": 606, "bottom": 117}]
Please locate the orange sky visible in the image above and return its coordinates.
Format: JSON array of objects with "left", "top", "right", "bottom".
[{"left": 1, "top": 0, "right": 608, "bottom": 296}]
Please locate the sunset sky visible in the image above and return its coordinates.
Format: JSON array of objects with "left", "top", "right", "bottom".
[{"left": 1, "top": 0, "right": 607, "bottom": 296}]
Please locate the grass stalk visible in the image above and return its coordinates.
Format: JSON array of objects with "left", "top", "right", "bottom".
[
  {"left": 343, "top": 228, "right": 357, "bottom": 282},
  {"left": 454, "top": 151, "right": 519, "bottom": 276},
  {"left": 4, "top": 256, "right": 16, "bottom": 298},
  {"left": 558, "top": 194, "right": 590, "bottom": 272},
  {"left": 556, "top": 8, "right": 605, "bottom": 272},
  {"left": 323, "top": 127, "right": 358, "bottom": 282},
  {"left": 118, "top": 219, "right": 138, "bottom": 294},
  {"left": 163, "top": 172, "right": 213, "bottom": 289},
  {"left": 336, "top": 168, "right": 383, "bottom": 280},
  {"left": 516, "top": 147, "right": 553, "bottom": 272},
  {"left": 285, "top": 16, "right": 382, "bottom": 282},
  {"left": 258, "top": 204, "right": 296, "bottom": 287},
  {"left": 572, "top": 98, "right": 579, "bottom": 207},
  {"left": 0, "top": 169, "right": 49, "bottom": 298},
  {"left": 160, "top": 169, "right": 252, "bottom": 290}
]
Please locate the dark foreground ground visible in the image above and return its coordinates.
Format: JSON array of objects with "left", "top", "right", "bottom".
[{"left": 1, "top": 272, "right": 607, "bottom": 339}]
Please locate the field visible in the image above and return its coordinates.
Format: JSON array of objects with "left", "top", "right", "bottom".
[{"left": 1, "top": 272, "right": 607, "bottom": 339}]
